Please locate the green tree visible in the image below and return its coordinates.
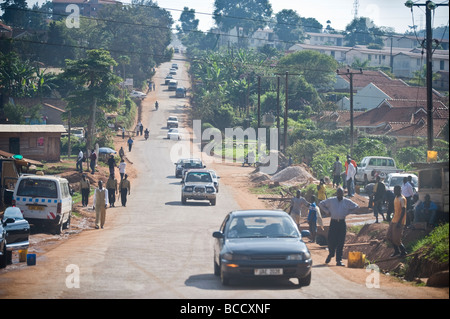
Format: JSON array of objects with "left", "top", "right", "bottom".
[
  {"left": 213, "top": 0, "right": 272, "bottom": 47},
  {"left": 179, "top": 7, "right": 199, "bottom": 34},
  {"left": 274, "top": 9, "right": 304, "bottom": 49},
  {"left": 63, "top": 49, "right": 121, "bottom": 151},
  {"left": 344, "top": 17, "right": 384, "bottom": 47}
]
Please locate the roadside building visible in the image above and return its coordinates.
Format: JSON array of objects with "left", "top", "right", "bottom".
[{"left": 0, "top": 124, "right": 66, "bottom": 161}]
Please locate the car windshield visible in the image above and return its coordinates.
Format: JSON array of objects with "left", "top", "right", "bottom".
[
  {"left": 226, "top": 215, "right": 299, "bottom": 239},
  {"left": 17, "top": 179, "right": 58, "bottom": 198},
  {"left": 3, "top": 208, "right": 23, "bottom": 220},
  {"left": 185, "top": 172, "right": 212, "bottom": 183},
  {"left": 388, "top": 176, "right": 418, "bottom": 187}
]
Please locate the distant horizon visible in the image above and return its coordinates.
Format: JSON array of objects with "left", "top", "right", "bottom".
[{"left": 21, "top": 0, "right": 449, "bottom": 35}]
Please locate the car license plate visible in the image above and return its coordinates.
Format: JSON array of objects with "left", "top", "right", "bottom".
[
  {"left": 29, "top": 205, "right": 44, "bottom": 210},
  {"left": 254, "top": 268, "right": 283, "bottom": 276}
]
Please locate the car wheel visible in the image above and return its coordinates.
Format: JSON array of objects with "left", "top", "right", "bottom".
[
  {"left": 214, "top": 259, "right": 220, "bottom": 276},
  {"left": 0, "top": 245, "right": 7, "bottom": 269},
  {"left": 63, "top": 213, "right": 71, "bottom": 230},
  {"left": 210, "top": 198, "right": 216, "bottom": 206},
  {"left": 298, "top": 273, "right": 311, "bottom": 287},
  {"left": 220, "top": 268, "right": 230, "bottom": 286},
  {"left": 53, "top": 221, "right": 63, "bottom": 235}
]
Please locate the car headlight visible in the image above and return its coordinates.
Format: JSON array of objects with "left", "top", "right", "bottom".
[
  {"left": 184, "top": 186, "right": 194, "bottom": 192},
  {"left": 223, "top": 253, "right": 250, "bottom": 261},
  {"left": 287, "top": 254, "right": 303, "bottom": 260},
  {"left": 206, "top": 186, "right": 215, "bottom": 193},
  {"left": 223, "top": 253, "right": 234, "bottom": 261}
]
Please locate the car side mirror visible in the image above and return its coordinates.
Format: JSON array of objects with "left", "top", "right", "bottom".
[
  {"left": 301, "top": 230, "right": 311, "bottom": 238},
  {"left": 4, "top": 218, "right": 15, "bottom": 225},
  {"left": 212, "top": 231, "right": 224, "bottom": 239}
]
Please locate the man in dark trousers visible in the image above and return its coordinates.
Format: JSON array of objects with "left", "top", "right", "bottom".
[
  {"left": 119, "top": 174, "right": 131, "bottom": 207},
  {"left": 319, "top": 187, "right": 359, "bottom": 266},
  {"left": 373, "top": 175, "right": 386, "bottom": 223}
]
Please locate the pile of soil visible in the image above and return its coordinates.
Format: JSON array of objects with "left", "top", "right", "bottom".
[{"left": 269, "top": 164, "right": 317, "bottom": 185}]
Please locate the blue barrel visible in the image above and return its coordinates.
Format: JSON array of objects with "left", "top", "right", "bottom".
[{"left": 27, "top": 254, "right": 36, "bottom": 266}]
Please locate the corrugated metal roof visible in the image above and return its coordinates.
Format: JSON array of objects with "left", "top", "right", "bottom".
[{"left": 0, "top": 124, "right": 67, "bottom": 133}]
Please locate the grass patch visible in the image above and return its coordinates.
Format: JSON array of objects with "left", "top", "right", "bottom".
[{"left": 410, "top": 223, "right": 449, "bottom": 264}]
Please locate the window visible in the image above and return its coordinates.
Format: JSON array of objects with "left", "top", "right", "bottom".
[
  {"left": 440, "top": 60, "right": 445, "bottom": 70},
  {"left": 17, "top": 179, "right": 58, "bottom": 198}
]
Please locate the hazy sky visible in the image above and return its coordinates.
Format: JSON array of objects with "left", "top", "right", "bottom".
[{"left": 27, "top": 0, "right": 449, "bottom": 34}]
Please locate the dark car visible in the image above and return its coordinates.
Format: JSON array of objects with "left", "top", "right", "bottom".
[
  {"left": 0, "top": 207, "right": 30, "bottom": 268},
  {"left": 213, "top": 210, "right": 312, "bottom": 287}
]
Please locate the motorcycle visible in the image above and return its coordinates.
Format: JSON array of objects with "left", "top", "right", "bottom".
[{"left": 144, "top": 131, "right": 149, "bottom": 140}]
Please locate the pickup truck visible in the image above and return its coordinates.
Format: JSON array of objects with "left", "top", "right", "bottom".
[
  {"left": 167, "top": 116, "right": 178, "bottom": 129},
  {"left": 354, "top": 156, "right": 403, "bottom": 184}
]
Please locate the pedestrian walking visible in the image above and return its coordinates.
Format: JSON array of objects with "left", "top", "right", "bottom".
[
  {"left": 127, "top": 137, "right": 134, "bottom": 152},
  {"left": 79, "top": 174, "right": 90, "bottom": 207},
  {"left": 107, "top": 154, "right": 116, "bottom": 176},
  {"left": 76, "top": 149, "right": 84, "bottom": 172},
  {"left": 386, "top": 185, "right": 407, "bottom": 257},
  {"left": 373, "top": 175, "right": 386, "bottom": 223},
  {"left": 119, "top": 174, "right": 131, "bottom": 207},
  {"left": 93, "top": 180, "right": 109, "bottom": 229},
  {"left": 317, "top": 179, "right": 327, "bottom": 201},
  {"left": 122, "top": 127, "right": 125, "bottom": 139},
  {"left": 319, "top": 187, "right": 359, "bottom": 266},
  {"left": 307, "top": 195, "right": 324, "bottom": 243},
  {"left": 332, "top": 157, "right": 342, "bottom": 188},
  {"left": 139, "top": 122, "right": 143, "bottom": 136},
  {"left": 119, "top": 159, "right": 127, "bottom": 180},
  {"left": 106, "top": 174, "right": 118, "bottom": 207},
  {"left": 119, "top": 146, "right": 125, "bottom": 160},
  {"left": 288, "top": 190, "right": 310, "bottom": 230},
  {"left": 345, "top": 158, "right": 356, "bottom": 197},
  {"left": 89, "top": 149, "right": 97, "bottom": 174}
]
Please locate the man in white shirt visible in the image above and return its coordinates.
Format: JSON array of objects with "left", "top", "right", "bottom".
[
  {"left": 319, "top": 188, "right": 359, "bottom": 266},
  {"left": 401, "top": 176, "right": 415, "bottom": 224},
  {"left": 119, "top": 159, "right": 127, "bottom": 180},
  {"left": 346, "top": 159, "right": 356, "bottom": 197},
  {"left": 76, "top": 149, "right": 84, "bottom": 172}
]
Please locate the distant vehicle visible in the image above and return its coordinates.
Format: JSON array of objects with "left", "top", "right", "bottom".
[
  {"left": 212, "top": 210, "right": 312, "bottom": 286},
  {"left": 0, "top": 206, "right": 30, "bottom": 268},
  {"left": 169, "top": 68, "right": 177, "bottom": 75},
  {"left": 168, "top": 80, "right": 178, "bottom": 91},
  {"left": 70, "top": 127, "right": 85, "bottom": 139},
  {"left": 99, "top": 147, "right": 117, "bottom": 155},
  {"left": 13, "top": 175, "right": 73, "bottom": 235},
  {"left": 167, "top": 116, "right": 178, "bottom": 129},
  {"left": 207, "top": 169, "right": 220, "bottom": 192},
  {"left": 165, "top": 75, "right": 174, "bottom": 85},
  {"left": 174, "top": 48, "right": 180, "bottom": 53},
  {"left": 167, "top": 128, "right": 181, "bottom": 140},
  {"left": 175, "top": 87, "right": 186, "bottom": 98},
  {"left": 181, "top": 158, "right": 205, "bottom": 179},
  {"left": 355, "top": 156, "right": 403, "bottom": 184},
  {"left": 384, "top": 173, "right": 418, "bottom": 192},
  {"left": 174, "top": 158, "right": 195, "bottom": 178},
  {"left": 171, "top": 63, "right": 178, "bottom": 69},
  {"left": 181, "top": 169, "right": 217, "bottom": 206},
  {"left": 130, "top": 90, "right": 146, "bottom": 99}
]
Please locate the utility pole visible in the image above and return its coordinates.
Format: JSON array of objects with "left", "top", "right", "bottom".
[
  {"left": 257, "top": 76, "right": 261, "bottom": 130},
  {"left": 284, "top": 71, "right": 288, "bottom": 152},
  {"left": 276, "top": 76, "right": 281, "bottom": 151},
  {"left": 405, "top": 0, "right": 448, "bottom": 151},
  {"left": 336, "top": 68, "right": 362, "bottom": 157}
]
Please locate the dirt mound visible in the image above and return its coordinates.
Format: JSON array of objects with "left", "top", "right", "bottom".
[{"left": 270, "top": 165, "right": 317, "bottom": 185}]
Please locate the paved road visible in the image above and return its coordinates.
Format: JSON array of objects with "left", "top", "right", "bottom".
[{"left": 0, "top": 54, "right": 445, "bottom": 304}]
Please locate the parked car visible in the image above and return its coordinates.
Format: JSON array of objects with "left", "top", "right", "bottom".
[
  {"left": 130, "top": 90, "right": 146, "bottom": 99},
  {"left": 12, "top": 175, "right": 73, "bottom": 235},
  {"left": 167, "top": 128, "right": 181, "bottom": 140},
  {"left": 181, "top": 169, "right": 217, "bottom": 205},
  {"left": 213, "top": 210, "right": 312, "bottom": 286},
  {"left": 165, "top": 75, "right": 174, "bottom": 84},
  {"left": 207, "top": 169, "right": 220, "bottom": 192},
  {"left": 0, "top": 206, "right": 30, "bottom": 268},
  {"left": 172, "top": 63, "right": 178, "bottom": 69},
  {"left": 167, "top": 116, "right": 178, "bottom": 129},
  {"left": 384, "top": 173, "right": 418, "bottom": 192},
  {"left": 355, "top": 156, "right": 403, "bottom": 184},
  {"left": 175, "top": 87, "right": 187, "bottom": 98},
  {"left": 169, "top": 68, "right": 177, "bottom": 75}
]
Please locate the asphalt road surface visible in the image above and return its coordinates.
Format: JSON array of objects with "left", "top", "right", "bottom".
[{"left": 0, "top": 53, "right": 445, "bottom": 304}]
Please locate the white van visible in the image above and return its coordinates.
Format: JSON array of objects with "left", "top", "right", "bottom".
[
  {"left": 355, "top": 156, "right": 403, "bottom": 184},
  {"left": 12, "top": 175, "right": 73, "bottom": 234}
]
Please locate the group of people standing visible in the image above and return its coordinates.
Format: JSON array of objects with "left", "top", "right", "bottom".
[
  {"left": 331, "top": 155, "right": 358, "bottom": 197},
  {"left": 77, "top": 150, "right": 132, "bottom": 230},
  {"left": 288, "top": 161, "right": 439, "bottom": 265}
]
